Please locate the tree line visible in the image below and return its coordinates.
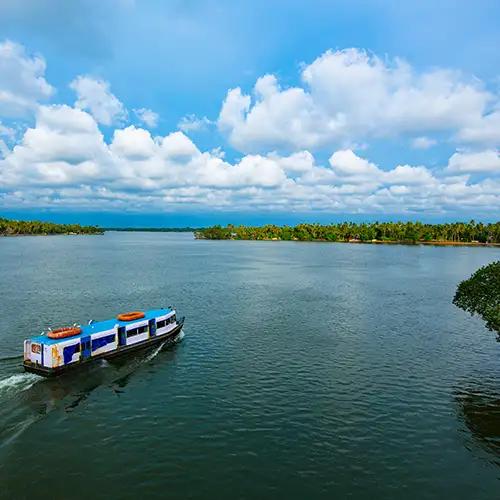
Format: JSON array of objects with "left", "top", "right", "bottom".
[
  {"left": 195, "top": 221, "right": 500, "bottom": 244},
  {"left": 105, "top": 227, "right": 198, "bottom": 232},
  {"left": 0, "top": 217, "right": 102, "bottom": 236}
]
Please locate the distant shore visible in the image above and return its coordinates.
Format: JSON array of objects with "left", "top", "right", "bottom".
[
  {"left": 104, "top": 227, "right": 197, "bottom": 232},
  {"left": 0, "top": 217, "right": 102, "bottom": 236},
  {"left": 195, "top": 236, "right": 500, "bottom": 247},
  {"left": 195, "top": 222, "right": 500, "bottom": 247},
  {"left": 1, "top": 232, "right": 103, "bottom": 237}
]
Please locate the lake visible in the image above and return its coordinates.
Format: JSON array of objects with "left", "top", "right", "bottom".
[{"left": 0, "top": 232, "right": 499, "bottom": 499}]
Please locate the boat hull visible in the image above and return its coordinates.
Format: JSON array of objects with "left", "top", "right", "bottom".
[{"left": 23, "top": 319, "right": 184, "bottom": 377}]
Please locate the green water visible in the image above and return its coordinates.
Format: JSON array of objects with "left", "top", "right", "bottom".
[{"left": 0, "top": 232, "right": 499, "bottom": 499}]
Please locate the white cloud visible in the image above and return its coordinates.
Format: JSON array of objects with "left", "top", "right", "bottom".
[
  {"left": 329, "top": 149, "right": 379, "bottom": 177},
  {"left": 1, "top": 43, "right": 499, "bottom": 216},
  {"left": 218, "top": 88, "right": 251, "bottom": 134},
  {"left": 70, "top": 76, "right": 126, "bottom": 126},
  {"left": 383, "top": 164, "right": 436, "bottom": 185},
  {"left": 178, "top": 114, "right": 212, "bottom": 132},
  {"left": 1, "top": 104, "right": 111, "bottom": 186},
  {"left": 411, "top": 136, "right": 437, "bottom": 149},
  {"left": 1, "top": 109, "right": 498, "bottom": 215},
  {"left": 271, "top": 151, "right": 315, "bottom": 175},
  {"left": 218, "top": 48, "right": 493, "bottom": 153},
  {"left": 0, "top": 40, "right": 54, "bottom": 118},
  {"left": 160, "top": 131, "right": 200, "bottom": 159},
  {"left": 111, "top": 126, "right": 156, "bottom": 160},
  {"left": 133, "top": 107, "right": 159, "bottom": 128},
  {"left": 446, "top": 150, "right": 500, "bottom": 174},
  {"left": 456, "top": 110, "right": 500, "bottom": 145}
]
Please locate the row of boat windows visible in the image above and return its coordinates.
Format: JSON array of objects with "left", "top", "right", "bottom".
[
  {"left": 126, "top": 316, "right": 176, "bottom": 338},
  {"left": 126, "top": 325, "right": 148, "bottom": 338},
  {"left": 59, "top": 316, "right": 177, "bottom": 351},
  {"left": 156, "top": 316, "right": 176, "bottom": 329},
  {"left": 66, "top": 335, "right": 113, "bottom": 353}
]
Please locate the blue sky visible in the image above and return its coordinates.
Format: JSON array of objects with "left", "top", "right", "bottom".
[{"left": 0, "top": 0, "right": 499, "bottom": 226}]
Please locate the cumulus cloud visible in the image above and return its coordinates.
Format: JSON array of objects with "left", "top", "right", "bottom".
[
  {"left": 70, "top": 76, "right": 127, "bottom": 126},
  {"left": 111, "top": 125, "right": 156, "bottom": 160},
  {"left": 1, "top": 104, "right": 111, "bottom": 186},
  {"left": 218, "top": 48, "right": 494, "bottom": 153},
  {"left": 456, "top": 110, "right": 500, "bottom": 145},
  {"left": 0, "top": 40, "right": 53, "bottom": 117},
  {"left": 1, "top": 42, "right": 499, "bottom": 216},
  {"left": 1, "top": 106, "right": 499, "bottom": 215},
  {"left": 0, "top": 106, "right": 287, "bottom": 194},
  {"left": 133, "top": 107, "right": 159, "bottom": 128},
  {"left": 446, "top": 150, "right": 500, "bottom": 174}
]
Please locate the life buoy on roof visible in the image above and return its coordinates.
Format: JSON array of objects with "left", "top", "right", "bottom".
[
  {"left": 47, "top": 326, "right": 82, "bottom": 339},
  {"left": 117, "top": 311, "right": 145, "bottom": 322}
]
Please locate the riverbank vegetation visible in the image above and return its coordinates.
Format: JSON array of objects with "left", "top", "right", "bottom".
[
  {"left": 454, "top": 261, "right": 500, "bottom": 335},
  {"left": 195, "top": 221, "right": 500, "bottom": 245},
  {"left": 105, "top": 227, "right": 198, "bottom": 232},
  {"left": 0, "top": 217, "right": 102, "bottom": 236}
]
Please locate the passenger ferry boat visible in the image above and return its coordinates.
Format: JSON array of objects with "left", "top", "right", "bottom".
[{"left": 23, "top": 308, "right": 184, "bottom": 377}]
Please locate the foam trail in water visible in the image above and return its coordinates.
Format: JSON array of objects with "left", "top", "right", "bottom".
[
  {"left": 145, "top": 330, "right": 185, "bottom": 363},
  {"left": 0, "top": 373, "right": 40, "bottom": 396},
  {"left": 145, "top": 344, "right": 164, "bottom": 362}
]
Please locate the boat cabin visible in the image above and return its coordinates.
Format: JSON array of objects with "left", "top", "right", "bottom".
[{"left": 24, "top": 308, "right": 177, "bottom": 370}]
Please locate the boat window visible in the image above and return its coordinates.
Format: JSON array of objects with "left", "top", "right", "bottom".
[
  {"left": 127, "top": 326, "right": 147, "bottom": 338},
  {"left": 156, "top": 319, "right": 167, "bottom": 329},
  {"left": 91, "top": 334, "right": 116, "bottom": 351}
]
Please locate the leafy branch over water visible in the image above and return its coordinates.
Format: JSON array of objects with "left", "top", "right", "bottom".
[
  {"left": 0, "top": 217, "right": 102, "bottom": 236},
  {"left": 454, "top": 261, "right": 500, "bottom": 335},
  {"left": 195, "top": 221, "right": 500, "bottom": 244}
]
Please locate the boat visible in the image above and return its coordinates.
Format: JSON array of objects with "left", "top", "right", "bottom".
[{"left": 23, "top": 308, "right": 184, "bottom": 377}]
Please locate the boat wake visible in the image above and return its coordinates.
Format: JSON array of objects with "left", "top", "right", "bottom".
[
  {"left": 135, "top": 329, "right": 185, "bottom": 366},
  {"left": 0, "top": 329, "right": 186, "bottom": 451},
  {"left": 176, "top": 329, "right": 185, "bottom": 343},
  {"left": 145, "top": 343, "right": 163, "bottom": 362},
  {"left": 0, "top": 372, "right": 41, "bottom": 396}
]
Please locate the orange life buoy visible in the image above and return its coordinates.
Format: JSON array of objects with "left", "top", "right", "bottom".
[
  {"left": 47, "top": 326, "right": 82, "bottom": 339},
  {"left": 117, "top": 311, "right": 145, "bottom": 322}
]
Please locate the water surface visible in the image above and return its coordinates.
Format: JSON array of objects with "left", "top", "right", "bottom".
[{"left": 0, "top": 232, "right": 499, "bottom": 499}]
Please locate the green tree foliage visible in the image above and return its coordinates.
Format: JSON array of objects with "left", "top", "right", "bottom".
[
  {"left": 195, "top": 221, "right": 500, "bottom": 245},
  {"left": 0, "top": 217, "right": 102, "bottom": 236},
  {"left": 453, "top": 261, "right": 500, "bottom": 334}
]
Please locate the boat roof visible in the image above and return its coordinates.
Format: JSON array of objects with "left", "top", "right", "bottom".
[{"left": 30, "top": 308, "right": 173, "bottom": 345}]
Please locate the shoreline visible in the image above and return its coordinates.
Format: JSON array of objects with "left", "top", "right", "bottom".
[
  {"left": 0, "top": 232, "right": 103, "bottom": 237},
  {"left": 195, "top": 236, "right": 500, "bottom": 247}
]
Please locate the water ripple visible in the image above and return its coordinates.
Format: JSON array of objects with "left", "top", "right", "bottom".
[{"left": 0, "top": 233, "right": 499, "bottom": 498}]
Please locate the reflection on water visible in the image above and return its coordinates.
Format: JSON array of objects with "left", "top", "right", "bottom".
[
  {"left": 456, "top": 380, "right": 500, "bottom": 464},
  {"left": 0, "top": 332, "right": 183, "bottom": 448}
]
